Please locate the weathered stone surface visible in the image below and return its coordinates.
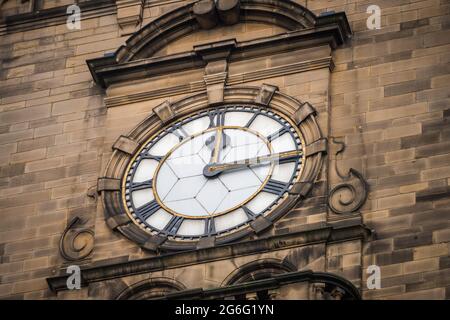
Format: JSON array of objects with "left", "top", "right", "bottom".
[{"left": 0, "top": 0, "right": 448, "bottom": 301}]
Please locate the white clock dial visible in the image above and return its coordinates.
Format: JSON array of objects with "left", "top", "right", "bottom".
[{"left": 123, "top": 106, "right": 304, "bottom": 240}]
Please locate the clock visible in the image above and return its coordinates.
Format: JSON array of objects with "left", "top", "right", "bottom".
[{"left": 122, "top": 105, "right": 305, "bottom": 242}]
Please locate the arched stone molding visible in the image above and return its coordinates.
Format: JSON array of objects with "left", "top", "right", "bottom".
[
  {"left": 221, "top": 258, "right": 296, "bottom": 286},
  {"left": 115, "top": 0, "right": 326, "bottom": 62},
  {"left": 155, "top": 271, "right": 361, "bottom": 300},
  {"left": 115, "top": 277, "right": 186, "bottom": 300},
  {"left": 87, "top": 0, "right": 351, "bottom": 88}
]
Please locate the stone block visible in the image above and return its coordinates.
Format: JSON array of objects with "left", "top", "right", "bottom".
[
  {"left": 413, "top": 243, "right": 448, "bottom": 260},
  {"left": 10, "top": 148, "right": 47, "bottom": 164},
  {"left": 403, "top": 258, "right": 439, "bottom": 274},
  {"left": 25, "top": 157, "right": 63, "bottom": 173},
  {"left": 421, "top": 167, "right": 450, "bottom": 181},
  {"left": 378, "top": 193, "right": 415, "bottom": 210},
  {"left": 433, "top": 229, "right": 450, "bottom": 244},
  {"left": 384, "top": 123, "right": 422, "bottom": 139}
]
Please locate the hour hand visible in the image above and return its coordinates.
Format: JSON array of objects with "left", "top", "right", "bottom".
[
  {"left": 205, "top": 129, "right": 230, "bottom": 164},
  {"left": 203, "top": 150, "right": 302, "bottom": 178}
]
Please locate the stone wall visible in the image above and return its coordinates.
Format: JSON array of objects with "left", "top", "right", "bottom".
[
  {"left": 317, "top": 0, "right": 450, "bottom": 299},
  {"left": 0, "top": 0, "right": 449, "bottom": 300}
]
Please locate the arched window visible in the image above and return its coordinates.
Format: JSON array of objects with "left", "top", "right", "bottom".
[
  {"left": 222, "top": 259, "right": 296, "bottom": 300},
  {"left": 116, "top": 278, "right": 185, "bottom": 300}
]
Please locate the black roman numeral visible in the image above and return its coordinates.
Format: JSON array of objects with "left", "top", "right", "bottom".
[
  {"left": 278, "top": 151, "right": 302, "bottom": 164},
  {"left": 163, "top": 216, "right": 184, "bottom": 235},
  {"left": 136, "top": 200, "right": 161, "bottom": 221},
  {"left": 205, "top": 218, "right": 215, "bottom": 235},
  {"left": 267, "top": 127, "right": 290, "bottom": 142},
  {"left": 209, "top": 109, "right": 226, "bottom": 127},
  {"left": 263, "top": 179, "right": 289, "bottom": 195},
  {"left": 171, "top": 126, "right": 189, "bottom": 141},
  {"left": 141, "top": 154, "right": 162, "bottom": 161},
  {"left": 242, "top": 206, "right": 257, "bottom": 220},
  {"left": 244, "top": 112, "right": 259, "bottom": 128},
  {"left": 130, "top": 179, "right": 153, "bottom": 191}
]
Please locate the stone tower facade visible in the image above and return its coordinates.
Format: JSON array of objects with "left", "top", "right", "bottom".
[{"left": 0, "top": 0, "right": 449, "bottom": 300}]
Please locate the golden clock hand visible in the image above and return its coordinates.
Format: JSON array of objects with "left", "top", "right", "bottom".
[
  {"left": 211, "top": 128, "right": 223, "bottom": 163},
  {"left": 205, "top": 128, "right": 231, "bottom": 164},
  {"left": 203, "top": 150, "right": 302, "bottom": 177}
]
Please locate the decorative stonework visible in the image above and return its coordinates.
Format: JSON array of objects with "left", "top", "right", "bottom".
[
  {"left": 328, "top": 138, "right": 368, "bottom": 215},
  {"left": 194, "top": 39, "right": 236, "bottom": 105},
  {"left": 221, "top": 258, "right": 296, "bottom": 285},
  {"left": 153, "top": 101, "right": 176, "bottom": 124},
  {"left": 103, "top": 56, "right": 333, "bottom": 108},
  {"left": 59, "top": 216, "right": 95, "bottom": 262},
  {"left": 116, "top": 278, "right": 186, "bottom": 300},
  {"left": 98, "top": 85, "right": 326, "bottom": 252},
  {"left": 47, "top": 219, "right": 370, "bottom": 293},
  {"left": 154, "top": 271, "right": 361, "bottom": 300},
  {"left": 87, "top": 0, "right": 350, "bottom": 88}
]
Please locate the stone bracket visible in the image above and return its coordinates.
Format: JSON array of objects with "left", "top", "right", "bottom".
[
  {"left": 293, "top": 102, "right": 316, "bottom": 125},
  {"left": 154, "top": 101, "right": 175, "bottom": 124},
  {"left": 305, "top": 138, "right": 328, "bottom": 157},
  {"left": 118, "top": 223, "right": 155, "bottom": 248},
  {"left": 194, "top": 38, "right": 237, "bottom": 62},
  {"left": 255, "top": 84, "right": 279, "bottom": 106},
  {"left": 142, "top": 235, "right": 166, "bottom": 252},
  {"left": 289, "top": 181, "right": 314, "bottom": 198},
  {"left": 106, "top": 214, "right": 130, "bottom": 230},
  {"left": 250, "top": 215, "right": 272, "bottom": 234},
  {"left": 204, "top": 72, "right": 227, "bottom": 105},
  {"left": 195, "top": 39, "right": 236, "bottom": 105},
  {"left": 97, "top": 178, "right": 121, "bottom": 192},
  {"left": 116, "top": 0, "right": 145, "bottom": 36},
  {"left": 113, "top": 135, "right": 140, "bottom": 155},
  {"left": 197, "top": 236, "right": 216, "bottom": 250}
]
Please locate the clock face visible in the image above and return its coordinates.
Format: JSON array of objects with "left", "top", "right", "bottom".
[{"left": 123, "top": 105, "right": 304, "bottom": 241}]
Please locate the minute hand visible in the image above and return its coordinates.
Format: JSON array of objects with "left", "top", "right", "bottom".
[{"left": 203, "top": 150, "right": 302, "bottom": 177}]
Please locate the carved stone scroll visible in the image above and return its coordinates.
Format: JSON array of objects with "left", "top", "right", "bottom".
[
  {"left": 59, "top": 216, "right": 94, "bottom": 261},
  {"left": 328, "top": 138, "right": 368, "bottom": 214}
]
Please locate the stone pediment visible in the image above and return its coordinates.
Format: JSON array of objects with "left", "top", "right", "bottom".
[{"left": 87, "top": 0, "right": 351, "bottom": 88}]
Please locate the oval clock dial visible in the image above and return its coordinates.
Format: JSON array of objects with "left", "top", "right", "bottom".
[{"left": 123, "top": 105, "right": 304, "bottom": 241}]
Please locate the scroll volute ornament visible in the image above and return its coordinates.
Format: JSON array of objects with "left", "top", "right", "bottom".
[
  {"left": 59, "top": 216, "right": 95, "bottom": 261},
  {"left": 328, "top": 138, "right": 368, "bottom": 214}
]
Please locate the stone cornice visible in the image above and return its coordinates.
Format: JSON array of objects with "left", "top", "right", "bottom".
[
  {"left": 46, "top": 220, "right": 371, "bottom": 293},
  {"left": 88, "top": 25, "right": 346, "bottom": 89},
  {"left": 104, "top": 56, "right": 333, "bottom": 107}
]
